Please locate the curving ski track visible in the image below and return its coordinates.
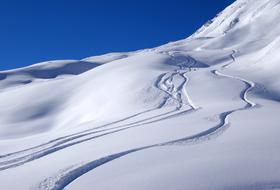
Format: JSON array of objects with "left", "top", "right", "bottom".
[
  {"left": 0, "top": 52, "right": 197, "bottom": 171},
  {"left": 0, "top": 50, "right": 259, "bottom": 190},
  {"left": 34, "top": 51, "right": 259, "bottom": 190}
]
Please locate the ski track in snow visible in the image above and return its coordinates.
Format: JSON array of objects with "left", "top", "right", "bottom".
[
  {"left": 33, "top": 51, "right": 259, "bottom": 190},
  {"left": 0, "top": 52, "right": 197, "bottom": 171},
  {"left": 1, "top": 1, "right": 279, "bottom": 189}
]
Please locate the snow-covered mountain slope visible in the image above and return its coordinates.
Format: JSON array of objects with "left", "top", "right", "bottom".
[{"left": 1, "top": 0, "right": 280, "bottom": 189}]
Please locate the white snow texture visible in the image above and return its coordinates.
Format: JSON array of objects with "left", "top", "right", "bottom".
[{"left": 1, "top": 0, "right": 280, "bottom": 189}]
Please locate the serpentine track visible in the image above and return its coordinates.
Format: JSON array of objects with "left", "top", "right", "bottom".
[{"left": 34, "top": 51, "right": 258, "bottom": 190}]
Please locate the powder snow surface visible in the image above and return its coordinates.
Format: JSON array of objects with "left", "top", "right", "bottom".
[{"left": 0, "top": 0, "right": 280, "bottom": 189}]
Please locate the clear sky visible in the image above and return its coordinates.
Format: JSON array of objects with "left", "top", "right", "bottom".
[{"left": 0, "top": 0, "right": 234, "bottom": 71}]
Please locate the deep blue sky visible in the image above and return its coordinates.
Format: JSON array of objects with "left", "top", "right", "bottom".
[{"left": 0, "top": 0, "right": 234, "bottom": 71}]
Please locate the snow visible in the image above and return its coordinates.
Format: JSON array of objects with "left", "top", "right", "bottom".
[{"left": 1, "top": 0, "right": 280, "bottom": 189}]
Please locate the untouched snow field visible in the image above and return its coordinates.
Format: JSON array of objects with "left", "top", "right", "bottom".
[{"left": 1, "top": 0, "right": 280, "bottom": 189}]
